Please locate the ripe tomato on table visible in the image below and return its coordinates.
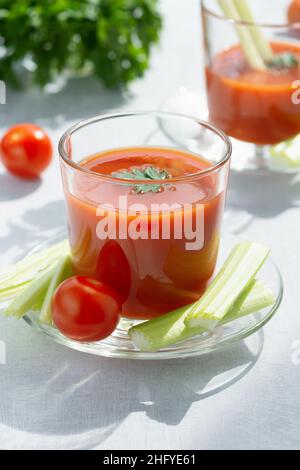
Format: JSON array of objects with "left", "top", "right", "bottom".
[
  {"left": 288, "top": 0, "right": 300, "bottom": 23},
  {"left": 0, "top": 124, "right": 52, "bottom": 179}
]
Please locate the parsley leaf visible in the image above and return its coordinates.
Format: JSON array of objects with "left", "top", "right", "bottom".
[
  {"left": 268, "top": 52, "right": 299, "bottom": 70},
  {"left": 112, "top": 165, "right": 171, "bottom": 194}
]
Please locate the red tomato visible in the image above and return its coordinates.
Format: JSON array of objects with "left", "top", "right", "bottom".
[
  {"left": 96, "top": 241, "right": 131, "bottom": 303},
  {"left": 52, "top": 276, "right": 122, "bottom": 342},
  {"left": 288, "top": 0, "right": 300, "bottom": 23},
  {"left": 0, "top": 124, "right": 52, "bottom": 179}
]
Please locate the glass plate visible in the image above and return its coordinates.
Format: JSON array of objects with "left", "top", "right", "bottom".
[{"left": 0, "top": 230, "right": 282, "bottom": 360}]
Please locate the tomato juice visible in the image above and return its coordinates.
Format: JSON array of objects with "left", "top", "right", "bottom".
[{"left": 207, "top": 42, "right": 300, "bottom": 145}]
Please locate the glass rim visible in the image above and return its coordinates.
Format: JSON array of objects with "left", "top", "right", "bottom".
[
  {"left": 58, "top": 110, "right": 232, "bottom": 186},
  {"left": 201, "top": 0, "right": 300, "bottom": 29}
]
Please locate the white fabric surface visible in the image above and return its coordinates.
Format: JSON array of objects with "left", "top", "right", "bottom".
[{"left": 0, "top": 0, "right": 300, "bottom": 450}]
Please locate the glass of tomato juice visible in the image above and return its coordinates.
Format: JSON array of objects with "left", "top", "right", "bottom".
[
  {"left": 202, "top": 0, "right": 300, "bottom": 171},
  {"left": 59, "top": 112, "right": 231, "bottom": 320}
]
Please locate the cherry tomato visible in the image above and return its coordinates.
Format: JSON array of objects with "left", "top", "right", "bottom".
[
  {"left": 96, "top": 241, "right": 131, "bottom": 303},
  {"left": 288, "top": 0, "right": 300, "bottom": 23},
  {"left": 0, "top": 124, "right": 52, "bottom": 179},
  {"left": 52, "top": 276, "right": 122, "bottom": 342}
]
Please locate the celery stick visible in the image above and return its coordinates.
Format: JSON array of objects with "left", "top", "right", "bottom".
[
  {"left": 233, "top": 0, "right": 274, "bottom": 62},
  {"left": 0, "top": 240, "right": 69, "bottom": 301},
  {"left": 0, "top": 240, "right": 68, "bottom": 282},
  {"left": 224, "top": 279, "right": 274, "bottom": 322},
  {"left": 32, "top": 293, "right": 47, "bottom": 313},
  {"left": 3, "top": 267, "right": 56, "bottom": 319},
  {"left": 270, "top": 135, "right": 300, "bottom": 168},
  {"left": 186, "top": 242, "right": 270, "bottom": 329},
  {"left": 39, "top": 255, "right": 73, "bottom": 325},
  {"left": 217, "top": 0, "right": 266, "bottom": 71},
  {"left": 129, "top": 280, "right": 275, "bottom": 352}
]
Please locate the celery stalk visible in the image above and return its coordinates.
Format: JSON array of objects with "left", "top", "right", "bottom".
[
  {"left": 3, "top": 267, "right": 56, "bottom": 319},
  {"left": 186, "top": 242, "right": 270, "bottom": 329},
  {"left": 0, "top": 240, "right": 69, "bottom": 302},
  {"left": 217, "top": 0, "right": 266, "bottom": 70},
  {"left": 233, "top": 0, "right": 274, "bottom": 62},
  {"left": 129, "top": 280, "right": 275, "bottom": 352},
  {"left": 39, "top": 255, "right": 73, "bottom": 325},
  {"left": 270, "top": 135, "right": 300, "bottom": 168}
]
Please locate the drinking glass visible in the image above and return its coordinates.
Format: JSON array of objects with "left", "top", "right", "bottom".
[
  {"left": 59, "top": 111, "right": 231, "bottom": 320},
  {"left": 163, "top": 0, "right": 300, "bottom": 173}
]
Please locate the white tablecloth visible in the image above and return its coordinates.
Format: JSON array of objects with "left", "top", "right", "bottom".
[{"left": 0, "top": 0, "right": 299, "bottom": 450}]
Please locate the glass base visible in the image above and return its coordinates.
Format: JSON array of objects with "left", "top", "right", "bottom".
[
  {"left": 161, "top": 87, "right": 300, "bottom": 175},
  {"left": 230, "top": 139, "right": 300, "bottom": 174}
]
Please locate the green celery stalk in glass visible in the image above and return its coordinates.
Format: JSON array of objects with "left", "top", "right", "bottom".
[
  {"left": 217, "top": 0, "right": 266, "bottom": 70},
  {"left": 232, "top": 0, "right": 274, "bottom": 62}
]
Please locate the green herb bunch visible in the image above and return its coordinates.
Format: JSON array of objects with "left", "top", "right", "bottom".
[{"left": 0, "top": 0, "right": 162, "bottom": 88}]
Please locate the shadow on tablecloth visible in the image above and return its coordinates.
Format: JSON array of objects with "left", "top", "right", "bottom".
[
  {"left": 227, "top": 169, "right": 300, "bottom": 234},
  {"left": 0, "top": 316, "right": 263, "bottom": 449}
]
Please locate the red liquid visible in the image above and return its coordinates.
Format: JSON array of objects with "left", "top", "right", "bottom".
[
  {"left": 64, "top": 147, "right": 227, "bottom": 319},
  {"left": 207, "top": 42, "right": 300, "bottom": 145}
]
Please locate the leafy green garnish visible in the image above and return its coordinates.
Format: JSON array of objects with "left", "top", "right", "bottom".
[
  {"left": 268, "top": 52, "right": 299, "bottom": 70},
  {"left": 112, "top": 165, "right": 171, "bottom": 194},
  {"left": 0, "top": 0, "right": 162, "bottom": 89}
]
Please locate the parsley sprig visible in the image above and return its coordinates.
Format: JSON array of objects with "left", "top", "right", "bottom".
[
  {"left": 268, "top": 52, "right": 299, "bottom": 70},
  {"left": 0, "top": 0, "right": 162, "bottom": 89},
  {"left": 112, "top": 166, "right": 171, "bottom": 194}
]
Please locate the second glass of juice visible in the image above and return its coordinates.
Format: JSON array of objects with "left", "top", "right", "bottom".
[
  {"left": 202, "top": 0, "right": 300, "bottom": 170},
  {"left": 59, "top": 112, "right": 231, "bottom": 320}
]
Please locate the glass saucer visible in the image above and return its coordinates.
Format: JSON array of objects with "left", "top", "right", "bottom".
[{"left": 2, "top": 231, "right": 283, "bottom": 361}]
